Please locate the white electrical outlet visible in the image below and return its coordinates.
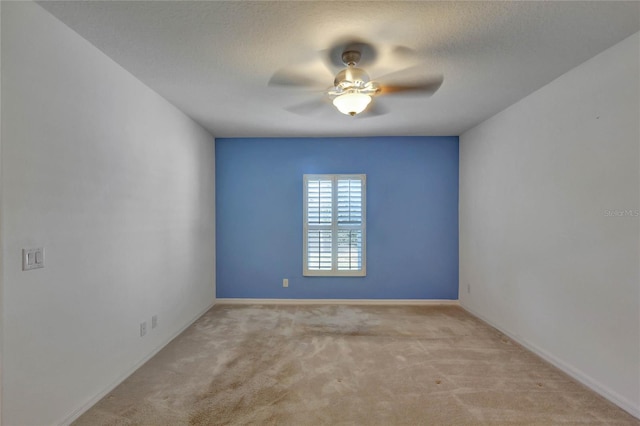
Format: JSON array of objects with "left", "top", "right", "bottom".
[
  {"left": 283, "top": 278, "right": 289, "bottom": 288},
  {"left": 152, "top": 315, "right": 158, "bottom": 329},
  {"left": 22, "top": 247, "right": 45, "bottom": 271},
  {"left": 140, "top": 322, "right": 147, "bottom": 337}
]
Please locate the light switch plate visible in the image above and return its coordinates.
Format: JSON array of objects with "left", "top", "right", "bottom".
[{"left": 23, "top": 248, "right": 45, "bottom": 271}]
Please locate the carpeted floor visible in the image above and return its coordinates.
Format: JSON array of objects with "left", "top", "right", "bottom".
[{"left": 73, "top": 304, "right": 639, "bottom": 425}]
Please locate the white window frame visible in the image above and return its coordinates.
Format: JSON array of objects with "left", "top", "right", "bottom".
[{"left": 303, "top": 174, "right": 367, "bottom": 277}]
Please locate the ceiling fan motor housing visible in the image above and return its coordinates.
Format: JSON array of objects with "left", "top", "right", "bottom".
[{"left": 334, "top": 67, "right": 370, "bottom": 88}]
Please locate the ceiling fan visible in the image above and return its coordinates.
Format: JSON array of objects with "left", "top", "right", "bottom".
[{"left": 268, "top": 40, "right": 443, "bottom": 117}]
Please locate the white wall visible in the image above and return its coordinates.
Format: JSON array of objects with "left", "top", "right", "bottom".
[
  {"left": 460, "top": 32, "right": 639, "bottom": 417},
  {"left": 1, "top": 2, "right": 216, "bottom": 425},
  {"left": 0, "top": 0, "right": 4, "bottom": 422}
]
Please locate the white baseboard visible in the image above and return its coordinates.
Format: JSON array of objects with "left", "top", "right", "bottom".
[
  {"left": 60, "top": 301, "right": 215, "bottom": 426},
  {"left": 216, "top": 298, "right": 459, "bottom": 306},
  {"left": 461, "top": 303, "right": 640, "bottom": 420}
]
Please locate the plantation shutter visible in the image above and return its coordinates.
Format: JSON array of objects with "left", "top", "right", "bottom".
[
  {"left": 337, "top": 178, "right": 363, "bottom": 271},
  {"left": 303, "top": 174, "right": 366, "bottom": 277},
  {"left": 306, "top": 178, "right": 332, "bottom": 270}
]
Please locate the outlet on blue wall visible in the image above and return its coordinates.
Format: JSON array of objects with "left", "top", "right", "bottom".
[{"left": 216, "top": 136, "right": 458, "bottom": 300}]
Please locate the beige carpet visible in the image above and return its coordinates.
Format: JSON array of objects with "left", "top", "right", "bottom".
[{"left": 73, "top": 304, "right": 639, "bottom": 425}]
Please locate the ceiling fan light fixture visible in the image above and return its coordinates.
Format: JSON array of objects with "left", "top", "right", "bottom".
[{"left": 332, "top": 92, "right": 372, "bottom": 116}]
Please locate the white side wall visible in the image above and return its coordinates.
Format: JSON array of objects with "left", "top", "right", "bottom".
[
  {"left": 460, "top": 32, "right": 639, "bottom": 417},
  {"left": 1, "top": 2, "right": 216, "bottom": 425},
  {"left": 0, "top": 0, "right": 4, "bottom": 422}
]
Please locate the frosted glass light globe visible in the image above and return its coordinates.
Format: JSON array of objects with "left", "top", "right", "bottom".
[{"left": 332, "top": 93, "right": 372, "bottom": 116}]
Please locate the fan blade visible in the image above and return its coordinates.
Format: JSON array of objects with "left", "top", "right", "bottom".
[
  {"left": 375, "top": 65, "right": 444, "bottom": 96},
  {"left": 319, "top": 48, "right": 339, "bottom": 75},
  {"left": 356, "top": 101, "right": 388, "bottom": 118},
  {"left": 268, "top": 68, "right": 327, "bottom": 88},
  {"left": 284, "top": 98, "right": 330, "bottom": 116},
  {"left": 391, "top": 45, "right": 418, "bottom": 60},
  {"left": 375, "top": 65, "right": 435, "bottom": 83},
  {"left": 379, "top": 77, "right": 443, "bottom": 96}
]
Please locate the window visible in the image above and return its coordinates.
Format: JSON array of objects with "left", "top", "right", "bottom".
[{"left": 303, "top": 174, "right": 366, "bottom": 276}]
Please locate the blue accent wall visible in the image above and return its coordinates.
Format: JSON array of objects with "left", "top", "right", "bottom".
[{"left": 216, "top": 136, "right": 459, "bottom": 299}]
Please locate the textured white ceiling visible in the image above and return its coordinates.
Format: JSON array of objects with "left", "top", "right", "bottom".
[{"left": 38, "top": 1, "right": 639, "bottom": 138}]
